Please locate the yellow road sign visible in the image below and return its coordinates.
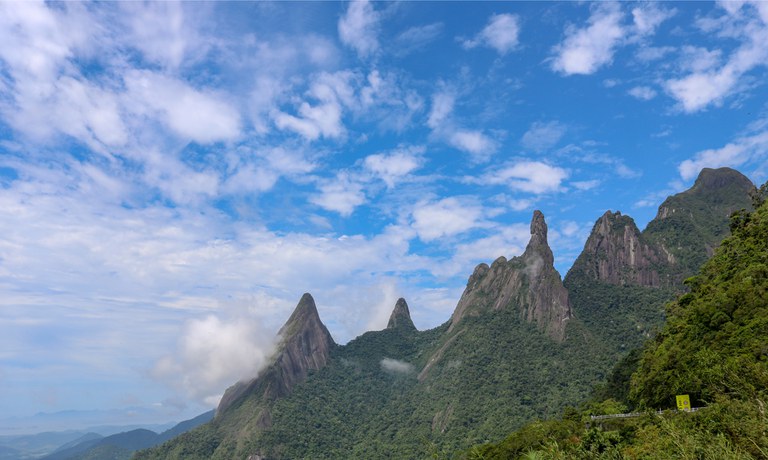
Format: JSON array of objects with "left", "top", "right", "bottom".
[{"left": 676, "top": 394, "right": 691, "bottom": 411}]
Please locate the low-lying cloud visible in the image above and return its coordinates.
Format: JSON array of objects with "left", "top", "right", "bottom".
[
  {"left": 380, "top": 358, "right": 414, "bottom": 374},
  {"left": 153, "top": 312, "right": 278, "bottom": 407}
]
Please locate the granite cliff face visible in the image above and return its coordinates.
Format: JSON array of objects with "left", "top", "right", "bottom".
[
  {"left": 564, "top": 167, "right": 755, "bottom": 357},
  {"left": 569, "top": 167, "right": 754, "bottom": 290},
  {"left": 448, "top": 210, "right": 571, "bottom": 341},
  {"left": 216, "top": 293, "right": 334, "bottom": 417},
  {"left": 570, "top": 211, "right": 671, "bottom": 288}
]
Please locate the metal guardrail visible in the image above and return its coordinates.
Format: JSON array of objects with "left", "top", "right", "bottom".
[{"left": 590, "top": 407, "right": 701, "bottom": 421}]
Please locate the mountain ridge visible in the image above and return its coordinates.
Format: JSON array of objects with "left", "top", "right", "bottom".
[{"left": 135, "top": 167, "right": 755, "bottom": 460}]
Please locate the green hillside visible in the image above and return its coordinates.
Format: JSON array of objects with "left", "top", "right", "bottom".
[
  {"left": 565, "top": 168, "right": 753, "bottom": 362},
  {"left": 136, "top": 169, "right": 756, "bottom": 460},
  {"left": 468, "top": 182, "right": 768, "bottom": 459}
]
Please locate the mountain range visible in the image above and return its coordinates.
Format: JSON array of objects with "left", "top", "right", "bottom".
[{"left": 135, "top": 167, "right": 755, "bottom": 459}]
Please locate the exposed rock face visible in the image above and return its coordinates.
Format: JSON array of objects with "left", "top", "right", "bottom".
[
  {"left": 386, "top": 298, "right": 417, "bottom": 331},
  {"left": 216, "top": 293, "right": 335, "bottom": 417},
  {"left": 448, "top": 210, "right": 571, "bottom": 341},
  {"left": 571, "top": 211, "right": 669, "bottom": 287}
]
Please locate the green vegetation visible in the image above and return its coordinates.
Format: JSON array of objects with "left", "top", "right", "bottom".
[
  {"left": 643, "top": 167, "right": 754, "bottom": 278},
  {"left": 136, "top": 169, "right": 757, "bottom": 459},
  {"left": 467, "top": 182, "right": 768, "bottom": 459},
  {"left": 138, "top": 308, "right": 607, "bottom": 459}
]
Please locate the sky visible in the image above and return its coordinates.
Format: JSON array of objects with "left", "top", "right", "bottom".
[{"left": 1, "top": 0, "right": 768, "bottom": 433}]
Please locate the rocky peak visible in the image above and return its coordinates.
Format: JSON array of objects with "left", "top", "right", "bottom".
[
  {"left": 526, "top": 210, "right": 549, "bottom": 255},
  {"left": 693, "top": 167, "right": 753, "bottom": 194},
  {"left": 216, "top": 293, "right": 335, "bottom": 417},
  {"left": 566, "top": 210, "right": 670, "bottom": 287},
  {"left": 655, "top": 167, "right": 754, "bottom": 220},
  {"left": 387, "top": 298, "right": 416, "bottom": 331},
  {"left": 447, "top": 211, "right": 571, "bottom": 341}
]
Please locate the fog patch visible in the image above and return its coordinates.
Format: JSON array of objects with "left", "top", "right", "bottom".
[{"left": 380, "top": 358, "right": 414, "bottom": 374}]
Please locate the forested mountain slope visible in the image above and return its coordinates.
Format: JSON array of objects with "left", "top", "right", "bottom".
[
  {"left": 136, "top": 168, "right": 755, "bottom": 460},
  {"left": 468, "top": 181, "right": 768, "bottom": 459}
]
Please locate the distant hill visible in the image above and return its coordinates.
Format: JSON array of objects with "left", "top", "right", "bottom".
[
  {"left": 135, "top": 168, "right": 755, "bottom": 459},
  {"left": 41, "top": 411, "right": 213, "bottom": 460}
]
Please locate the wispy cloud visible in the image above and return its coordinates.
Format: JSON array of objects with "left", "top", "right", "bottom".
[
  {"left": 480, "top": 161, "right": 569, "bottom": 194},
  {"left": 679, "top": 130, "right": 768, "bottom": 181},
  {"left": 521, "top": 121, "right": 567, "bottom": 152},
  {"left": 551, "top": 3, "right": 625, "bottom": 75},
  {"left": 665, "top": 1, "right": 768, "bottom": 112},
  {"left": 411, "top": 197, "right": 487, "bottom": 242},
  {"left": 363, "top": 147, "right": 424, "bottom": 189},
  {"left": 394, "top": 23, "right": 443, "bottom": 56},
  {"left": 628, "top": 86, "right": 657, "bottom": 101},
  {"left": 338, "top": 0, "right": 380, "bottom": 59},
  {"left": 426, "top": 87, "right": 496, "bottom": 162},
  {"left": 463, "top": 14, "right": 520, "bottom": 55},
  {"left": 552, "top": 2, "right": 672, "bottom": 76},
  {"left": 310, "top": 171, "right": 367, "bottom": 216},
  {"left": 153, "top": 313, "right": 278, "bottom": 406}
]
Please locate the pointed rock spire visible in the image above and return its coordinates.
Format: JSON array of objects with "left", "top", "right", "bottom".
[
  {"left": 386, "top": 298, "right": 416, "bottom": 331},
  {"left": 447, "top": 210, "right": 571, "bottom": 340},
  {"left": 523, "top": 209, "right": 555, "bottom": 268},
  {"left": 217, "top": 293, "right": 335, "bottom": 417}
]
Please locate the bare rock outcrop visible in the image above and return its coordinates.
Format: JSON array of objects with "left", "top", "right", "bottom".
[
  {"left": 447, "top": 210, "right": 571, "bottom": 341},
  {"left": 572, "top": 211, "right": 669, "bottom": 287},
  {"left": 216, "top": 293, "right": 335, "bottom": 417}
]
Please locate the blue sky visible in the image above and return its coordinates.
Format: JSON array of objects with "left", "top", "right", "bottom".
[{"left": 1, "top": 1, "right": 768, "bottom": 432}]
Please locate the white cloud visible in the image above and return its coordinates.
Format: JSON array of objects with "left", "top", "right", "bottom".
[
  {"left": 125, "top": 70, "right": 241, "bottom": 143},
  {"left": 665, "top": 2, "right": 768, "bottom": 112},
  {"left": 274, "top": 69, "right": 418, "bottom": 141},
  {"left": 120, "top": 1, "right": 193, "bottom": 69},
  {"left": 380, "top": 358, "right": 414, "bottom": 374},
  {"left": 363, "top": 147, "right": 424, "bottom": 188},
  {"left": 411, "top": 197, "right": 485, "bottom": 242},
  {"left": 140, "top": 150, "right": 220, "bottom": 204},
  {"left": 482, "top": 161, "right": 568, "bottom": 194},
  {"left": 628, "top": 86, "right": 657, "bottom": 101},
  {"left": 274, "top": 101, "right": 343, "bottom": 140},
  {"left": 551, "top": 3, "right": 625, "bottom": 75},
  {"left": 338, "top": 0, "right": 380, "bottom": 58},
  {"left": 631, "top": 4, "right": 675, "bottom": 36},
  {"left": 678, "top": 130, "right": 768, "bottom": 180},
  {"left": 449, "top": 130, "right": 496, "bottom": 161},
  {"left": 427, "top": 90, "right": 455, "bottom": 129},
  {"left": 679, "top": 46, "right": 722, "bottom": 73},
  {"left": 153, "top": 313, "right": 278, "bottom": 406},
  {"left": 310, "top": 172, "right": 367, "bottom": 216},
  {"left": 521, "top": 121, "right": 567, "bottom": 152},
  {"left": 425, "top": 89, "right": 495, "bottom": 162},
  {"left": 463, "top": 14, "right": 520, "bottom": 55}
]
